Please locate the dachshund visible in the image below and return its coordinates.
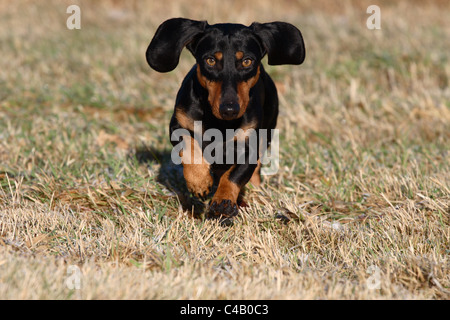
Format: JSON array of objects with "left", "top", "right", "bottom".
[{"left": 146, "top": 18, "right": 305, "bottom": 222}]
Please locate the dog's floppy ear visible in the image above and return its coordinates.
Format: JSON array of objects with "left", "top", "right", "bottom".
[
  {"left": 146, "top": 18, "right": 207, "bottom": 73},
  {"left": 251, "top": 21, "right": 305, "bottom": 65}
]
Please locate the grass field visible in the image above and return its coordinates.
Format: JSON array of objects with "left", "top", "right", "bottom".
[{"left": 0, "top": 0, "right": 449, "bottom": 299}]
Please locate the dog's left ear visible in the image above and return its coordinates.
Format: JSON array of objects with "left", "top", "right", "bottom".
[
  {"left": 146, "top": 18, "right": 207, "bottom": 73},
  {"left": 251, "top": 21, "right": 305, "bottom": 65}
]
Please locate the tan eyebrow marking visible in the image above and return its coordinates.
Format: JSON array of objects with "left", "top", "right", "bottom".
[
  {"left": 214, "top": 52, "right": 223, "bottom": 60},
  {"left": 235, "top": 51, "right": 244, "bottom": 60}
]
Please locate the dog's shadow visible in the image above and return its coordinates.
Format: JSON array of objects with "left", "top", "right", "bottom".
[{"left": 135, "top": 145, "right": 211, "bottom": 217}]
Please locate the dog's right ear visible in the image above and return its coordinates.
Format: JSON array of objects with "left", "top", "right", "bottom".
[
  {"left": 251, "top": 21, "right": 305, "bottom": 66},
  {"left": 146, "top": 18, "right": 207, "bottom": 73}
]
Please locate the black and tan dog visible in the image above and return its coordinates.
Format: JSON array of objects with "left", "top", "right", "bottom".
[{"left": 146, "top": 18, "right": 305, "bottom": 221}]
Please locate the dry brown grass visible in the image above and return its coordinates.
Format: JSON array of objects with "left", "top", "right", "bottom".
[{"left": 0, "top": 0, "right": 449, "bottom": 299}]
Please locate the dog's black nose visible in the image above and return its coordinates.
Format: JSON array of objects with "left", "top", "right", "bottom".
[{"left": 219, "top": 102, "right": 240, "bottom": 120}]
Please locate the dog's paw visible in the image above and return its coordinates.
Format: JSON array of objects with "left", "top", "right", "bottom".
[
  {"left": 188, "top": 185, "right": 211, "bottom": 200},
  {"left": 206, "top": 199, "right": 238, "bottom": 222},
  {"left": 186, "top": 173, "right": 213, "bottom": 200}
]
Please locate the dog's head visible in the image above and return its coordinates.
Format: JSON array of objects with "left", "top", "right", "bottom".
[{"left": 146, "top": 18, "right": 305, "bottom": 121}]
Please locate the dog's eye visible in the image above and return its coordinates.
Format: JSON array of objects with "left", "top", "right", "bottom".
[
  {"left": 206, "top": 58, "right": 216, "bottom": 66},
  {"left": 242, "top": 58, "right": 253, "bottom": 68}
]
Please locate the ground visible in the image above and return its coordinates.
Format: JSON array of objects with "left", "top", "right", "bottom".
[{"left": 0, "top": 0, "right": 449, "bottom": 299}]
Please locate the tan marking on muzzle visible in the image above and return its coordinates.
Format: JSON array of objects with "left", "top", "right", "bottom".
[
  {"left": 236, "top": 66, "right": 260, "bottom": 118},
  {"left": 196, "top": 64, "right": 223, "bottom": 119}
]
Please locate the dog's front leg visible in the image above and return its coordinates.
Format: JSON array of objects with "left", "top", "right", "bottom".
[
  {"left": 207, "top": 162, "right": 257, "bottom": 220},
  {"left": 180, "top": 135, "right": 213, "bottom": 199}
]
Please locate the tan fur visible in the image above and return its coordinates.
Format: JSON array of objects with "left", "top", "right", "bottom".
[
  {"left": 180, "top": 135, "right": 213, "bottom": 197},
  {"left": 233, "top": 119, "right": 258, "bottom": 141},
  {"left": 175, "top": 107, "right": 204, "bottom": 136},
  {"left": 196, "top": 64, "right": 223, "bottom": 119},
  {"left": 175, "top": 108, "right": 194, "bottom": 132},
  {"left": 211, "top": 165, "right": 241, "bottom": 204},
  {"left": 237, "top": 66, "right": 260, "bottom": 117},
  {"left": 249, "top": 159, "right": 262, "bottom": 187}
]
